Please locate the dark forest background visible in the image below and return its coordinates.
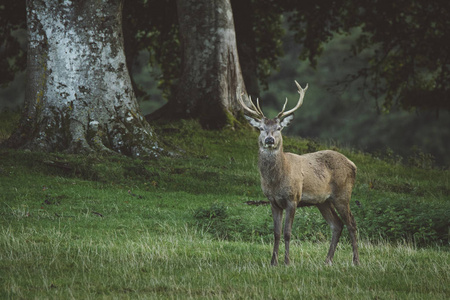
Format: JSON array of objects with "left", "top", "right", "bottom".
[{"left": 1, "top": 3, "right": 449, "bottom": 167}]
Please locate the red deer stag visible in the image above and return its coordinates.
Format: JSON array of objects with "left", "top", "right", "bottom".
[{"left": 239, "top": 81, "right": 359, "bottom": 266}]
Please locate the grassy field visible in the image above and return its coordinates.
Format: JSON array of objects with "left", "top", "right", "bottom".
[{"left": 1, "top": 119, "right": 449, "bottom": 299}]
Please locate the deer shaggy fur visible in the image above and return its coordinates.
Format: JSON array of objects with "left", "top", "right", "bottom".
[{"left": 240, "top": 81, "right": 360, "bottom": 266}]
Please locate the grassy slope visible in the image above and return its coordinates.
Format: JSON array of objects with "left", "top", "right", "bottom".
[{"left": 1, "top": 119, "right": 449, "bottom": 299}]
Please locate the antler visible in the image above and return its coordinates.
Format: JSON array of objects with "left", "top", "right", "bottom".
[
  {"left": 276, "top": 81, "right": 309, "bottom": 119},
  {"left": 238, "top": 93, "right": 266, "bottom": 119}
]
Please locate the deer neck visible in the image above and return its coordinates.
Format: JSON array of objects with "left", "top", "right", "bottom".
[{"left": 258, "top": 146, "right": 289, "bottom": 187}]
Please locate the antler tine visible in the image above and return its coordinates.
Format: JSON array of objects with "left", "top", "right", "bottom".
[
  {"left": 276, "top": 98, "right": 289, "bottom": 119},
  {"left": 249, "top": 95, "right": 265, "bottom": 118},
  {"left": 278, "top": 80, "right": 309, "bottom": 119},
  {"left": 238, "top": 93, "right": 265, "bottom": 119},
  {"left": 255, "top": 98, "right": 265, "bottom": 118}
]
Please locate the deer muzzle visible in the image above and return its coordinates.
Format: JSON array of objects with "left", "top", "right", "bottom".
[{"left": 264, "top": 137, "right": 275, "bottom": 148}]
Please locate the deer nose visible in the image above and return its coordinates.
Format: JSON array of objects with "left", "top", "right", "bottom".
[{"left": 265, "top": 137, "right": 275, "bottom": 145}]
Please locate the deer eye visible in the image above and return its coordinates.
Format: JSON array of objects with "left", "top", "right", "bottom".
[{"left": 276, "top": 126, "right": 282, "bottom": 131}]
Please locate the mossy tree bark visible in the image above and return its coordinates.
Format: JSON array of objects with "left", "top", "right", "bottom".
[
  {"left": 149, "top": 0, "right": 247, "bottom": 129},
  {"left": 6, "top": 0, "right": 160, "bottom": 157}
]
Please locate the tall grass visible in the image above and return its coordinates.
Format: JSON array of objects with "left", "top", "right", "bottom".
[{"left": 2, "top": 224, "right": 449, "bottom": 299}]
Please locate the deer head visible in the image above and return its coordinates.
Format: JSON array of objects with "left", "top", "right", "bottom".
[{"left": 239, "top": 81, "right": 308, "bottom": 151}]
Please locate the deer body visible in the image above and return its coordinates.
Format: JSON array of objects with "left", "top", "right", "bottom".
[
  {"left": 260, "top": 150, "right": 355, "bottom": 207},
  {"left": 240, "top": 81, "right": 360, "bottom": 266}
]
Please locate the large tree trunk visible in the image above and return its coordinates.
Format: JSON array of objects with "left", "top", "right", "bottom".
[
  {"left": 150, "top": 0, "right": 246, "bottom": 129},
  {"left": 231, "top": 0, "right": 260, "bottom": 98},
  {"left": 6, "top": 0, "right": 160, "bottom": 157}
]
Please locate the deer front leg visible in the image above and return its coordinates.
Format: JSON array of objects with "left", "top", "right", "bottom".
[
  {"left": 271, "top": 205, "right": 283, "bottom": 266},
  {"left": 284, "top": 204, "right": 296, "bottom": 265}
]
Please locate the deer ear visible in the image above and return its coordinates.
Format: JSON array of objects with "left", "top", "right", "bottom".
[
  {"left": 280, "top": 115, "right": 294, "bottom": 129},
  {"left": 244, "top": 115, "right": 261, "bottom": 128}
]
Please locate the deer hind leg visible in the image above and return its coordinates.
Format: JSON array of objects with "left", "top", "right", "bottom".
[
  {"left": 332, "top": 197, "right": 360, "bottom": 265},
  {"left": 317, "top": 201, "right": 343, "bottom": 265},
  {"left": 270, "top": 205, "right": 283, "bottom": 266}
]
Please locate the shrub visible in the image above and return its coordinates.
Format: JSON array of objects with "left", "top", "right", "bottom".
[
  {"left": 193, "top": 202, "right": 332, "bottom": 243},
  {"left": 193, "top": 202, "right": 228, "bottom": 220},
  {"left": 354, "top": 196, "right": 450, "bottom": 246}
]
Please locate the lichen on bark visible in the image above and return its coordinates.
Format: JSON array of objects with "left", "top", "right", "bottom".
[{"left": 6, "top": 0, "right": 160, "bottom": 158}]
